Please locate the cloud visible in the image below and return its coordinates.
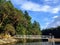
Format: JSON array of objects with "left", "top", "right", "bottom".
[
  {"left": 45, "top": 22, "right": 50, "bottom": 28},
  {"left": 44, "top": 0, "right": 59, "bottom": 4},
  {"left": 21, "top": 1, "right": 41, "bottom": 11},
  {"left": 46, "top": 16, "right": 60, "bottom": 28},
  {"left": 11, "top": 0, "right": 60, "bottom": 14},
  {"left": 51, "top": 7, "right": 60, "bottom": 13},
  {"left": 45, "top": 19, "right": 54, "bottom": 28},
  {"left": 21, "top": 3, "right": 51, "bottom": 12},
  {"left": 53, "top": 16, "right": 59, "bottom": 19}
]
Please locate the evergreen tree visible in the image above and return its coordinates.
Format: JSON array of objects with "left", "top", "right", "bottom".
[
  {"left": 0, "top": 0, "right": 41, "bottom": 36},
  {"left": 32, "top": 21, "right": 41, "bottom": 35}
]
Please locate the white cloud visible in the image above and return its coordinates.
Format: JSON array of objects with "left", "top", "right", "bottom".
[
  {"left": 45, "top": 19, "right": 54, "bottom": 28},
  {"left": 40, "top": 5, "right": 51, "bottom": 12},
  {"left": 56, "top": 21, "right": 60, "bottom": 25},
  {"left": 21, "top": 2, "right": 41, "bottom": 11},
  {"left": 46, "top": 16, "right": 60, "bottom": 28},
  {"left": 51, "top": 7, "right": 60, "bottom": 13},
  {"left": 20, "top": 1, "right": 60, "bottom": 13},
  {"left": 45, "top": 22, "right": 50, "bottom": 27},
  {"left": 44, "top": 0, "right": 59, "bottom": 4},
  {"left": 20, "top": 2, "right": 51, "bottom": 12},
  {"left": 53, "top": 16, "right": 58, "bottom": 18},
  {"left": 11, "top": 0, "right": 60, "bottom": 14}
]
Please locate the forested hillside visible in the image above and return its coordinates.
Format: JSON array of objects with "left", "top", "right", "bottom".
[
  {"left": 0, "top": 0, "right": 41, "bottom": 36},
  {"left": 42, "top": 26, "right": 60, "bottom": 38}
]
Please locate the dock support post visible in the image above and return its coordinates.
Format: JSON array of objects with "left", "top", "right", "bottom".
[
  {"left": 23, "top": 35, "right": 26, "bottom": 45},
  {"left": 52, "top": 36, "right": 55, "bottom": 45}
]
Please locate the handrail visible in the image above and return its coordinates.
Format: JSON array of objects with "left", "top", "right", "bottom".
[{"left": 13, "top": 35, "right": 54, "bottom": 39}]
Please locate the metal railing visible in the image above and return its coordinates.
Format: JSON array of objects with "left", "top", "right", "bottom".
[{"left": 13, "top": 35, "right": 54, "bottom": 39}]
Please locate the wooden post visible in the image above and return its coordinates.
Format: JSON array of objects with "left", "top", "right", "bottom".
[
  {"left": 23, "top": 35, "right": 26, "bottom": 45},
  {"left": 48, "top": 35, "right": 55, "bottom": 45},
  {"left": 52, "top": 36, "right": 55, "bottom": 45}
]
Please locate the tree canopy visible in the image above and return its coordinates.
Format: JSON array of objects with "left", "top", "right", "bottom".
[
  {"left": 42, "top": 26, "right": 60, "bottom": 38},
  {"left": 0, "top": 0, "right": 41, "bottom": 36}
]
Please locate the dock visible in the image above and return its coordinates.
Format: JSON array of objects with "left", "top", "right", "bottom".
[{"left": 13, "top": 35, "right": 54, "bottom": 41}]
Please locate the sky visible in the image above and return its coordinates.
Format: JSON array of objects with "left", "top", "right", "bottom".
[{"left": 11, "top": 0, "right": 60, "bottom": 29}]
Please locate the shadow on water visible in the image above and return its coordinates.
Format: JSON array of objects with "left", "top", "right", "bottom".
[
  {"left": 55, "top": 42, "right": 60, "bottom": 45},
  {"left": 1, "top": 42, "right": 60, "bottom": 45}
]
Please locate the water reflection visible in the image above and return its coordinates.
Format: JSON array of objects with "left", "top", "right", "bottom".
[{"left": 1, "top": 42, "right": 60, "bottom": 45}]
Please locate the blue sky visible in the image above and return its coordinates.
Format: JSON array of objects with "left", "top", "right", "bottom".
[{"left": 11, "top": 0, "right": 60, "bottom": 29}]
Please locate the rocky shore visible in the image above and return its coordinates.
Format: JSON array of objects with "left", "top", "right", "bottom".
[
  {"left": 0, "top": 38, "right": 18, "bottom": 45},
  {"left": 0, "top": 33, "right": 19, "bottom": 45}
]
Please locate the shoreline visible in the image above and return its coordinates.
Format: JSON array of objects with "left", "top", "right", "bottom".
[
  {"left": 1, "top": 38, "right": 60, "bottom": 45},
  {"left": 0, "top": 38, "right": 18, "bottom": 45},
  {"left": 48, "top": 38, "right": 60, "bottom": 42}
]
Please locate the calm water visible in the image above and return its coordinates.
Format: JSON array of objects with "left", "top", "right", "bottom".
[{"left": 2, "top": 42, "right": 60, "bottom": 45}]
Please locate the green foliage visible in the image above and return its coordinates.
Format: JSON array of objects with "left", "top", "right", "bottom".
[
  {"left": 4, "top": 24, "right": 15, "bottom": 35},
  {"left": 31, "top": 21, "right": 41, "bottom": 35},
  {"left": 0, "top": 0, "right": 6, "bottom": 3},
  {"left": 16, "top": 23, "right": 26, "bottom": 35},
  {"left": 24, "top": 11, "right": 31, "bottom": 20},
  {"left": 0, "top": 0, "right": 41, "bottom": 36},
  {"left": 42, "top": 26, "right": 60, "bottom": 38}
]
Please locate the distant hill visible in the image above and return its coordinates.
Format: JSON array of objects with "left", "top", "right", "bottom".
[{"left": 42, "top": 26, "right": 60, "bottom": 38}]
